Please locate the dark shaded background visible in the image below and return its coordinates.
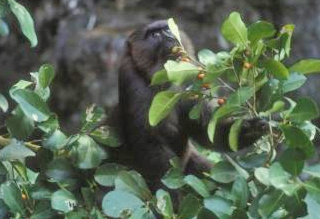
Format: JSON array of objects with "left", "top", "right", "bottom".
[{"left": 0, "top": 0, "right": 319, "bottom": 133}]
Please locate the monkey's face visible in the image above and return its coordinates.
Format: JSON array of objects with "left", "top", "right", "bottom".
[
  {"left": 239, "top": 118, "right": 269, "bottom": 148},
  {"left": 127, "top": 20, "right": 179, "bottom": 80}
]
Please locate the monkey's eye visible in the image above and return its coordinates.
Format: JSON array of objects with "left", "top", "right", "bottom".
[{"left": 151, "top": 32, "right": 161, "bottom": 38}]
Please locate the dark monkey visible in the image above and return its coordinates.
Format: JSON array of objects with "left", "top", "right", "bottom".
[{"left": 115, "top": 20, "right": 268, "bottom": 192}]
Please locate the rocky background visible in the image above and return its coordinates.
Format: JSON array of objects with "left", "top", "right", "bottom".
[{"left": 0, "top": 0, "right": 320, "bottom": 133}]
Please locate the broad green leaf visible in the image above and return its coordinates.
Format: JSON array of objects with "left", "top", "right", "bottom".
[
  {"left": 51, "top": 189, "right": 77, "bottom": 213},
  {"left": 0, "top": 93, "right": 8, "bottom": 112},
  {"left": 9, "top": 80, "right": 33, "bottom": 97},
  {"left": 258, "top": 190, "right": 286, "bottom": 218},
  {"left": 259, "top": 100, "right": 285, "bottom": 117},
  {"left": 94, "top": 163, "right": 127, "bottom": 187},
  {"left": 115, "top": 171, "right": 151, "bottom": 201},
  {"left": 156, "top": 189, "right": 173, "bottom": 218},
  {"left": 302, "top": 194, "right": 320, "bottom": 219},
  {"left": 248, "top": 21, "right": 276, "bottom": 45},
  {"left": 130, "top": 207, "right": 156, "bottom": 219},
  {"left": 0, "top": 19, "right": 8, "bottom": 36},
  {"left": 207, "top": 105, "right": 239, "bottom": 142},
  {"left": 70, "top": 135, "right": 107, "bottom": 169},
  {"left": 197, "top": 207, "right": 217, "bottom": 219},
  {"left": 11, "top": 89, "right": 50, "bottom": 122},
  {"left": 188, "top": 102, "right": 203, "bottom": 120},
  {"left": 289, "top": 59, "right": 320, "bottom": 74},
  {"left": 150, "top": 69, "right": 168, "bottom": 86},
  {"left": 30, "top": 202, "right": 55, "bottom": 219},
  {"left": 229, "top": 119, "right": 243, "bottom": 151},
  {"left": 204, "top": 195, "right": 233, "bottom": 219},
  {"left": 269, "top": 163, "right": 301, "bottom": 196},
  {"left": 164, "top": 60, "right": 199, "bottom": 86},
  {"left": 231, "top": 177, "right": 248, "bottom": 209},
  {"left": 0, "top": 182, "right": 25, "bottom": 215},
  {"left": 279, "top": 148, "right": 305, "bottom": 176},
  {"left": 281, "top": 72, "right": 307, "bottom": 93},
  {"left": 178, "top": 194, "right": 201, "bottom": 219},
  {"left": 227, "top": 87, "right": 254, "bottom": 106},
  {"left": 303, "top": 164, "right": 320, "bottom": 178},
  {"left": 0, "top": 0, "right": 10, "bottom": 17},
  {"left": 149, "top": 91, "right": 182, "bottom": 126},
  {"left": 81, "top": 104, "right": 106, "bottom": 132},
  {"left": 263, "top": 59, "right": 289, "bottom": 80},
  {"left": 184, "top": 175, "right": 210, "bottom": 198},
  {"left": 38, "top": 64, "right": 55, "bottom": 88},
  {"left": 198, "top": 49, "right": 217, "bottom": 66},
  {"left": 210, "top": 161, "right": 239, "bottom": 183},
  {"left": 288, "top": 97, "right": 319, "bottom": 123},
  {"left": 167, "top": 18, "right": 182, "bottom": 46},
  {"left": 42, "top": 129, "right": 67, "bottom": 150},
  {"left": 254, "top": 167, "right": 270, "bottom": 186},
  {"left": 161, "top": 168, "right": 185, "bottom": 189},
  {"left": 38, "top": 115, "right": 59, "bottom": 134},
  {"left": 8, "top": 0, "right": 37, "bottom": 47},
  {"left": 0, "top": 139, "right": 35, "bottom": 161},
  {"left": 102, "top": 191, "right": 144, "bottom": 218},
  {"left": 45, "top": 158, "right": 76, "bottom": 184},
  {"left": 6, "top": 107, "right": 34, "bottom": 140},
  {"left": 221, "top": 12, "right": 248, "bottom": 47},
  {"left": 303, "top": 179, "right": 320, "bottom": 205},
  {"left": 90, "top": 126, "right": 121, "bottom": 147}
]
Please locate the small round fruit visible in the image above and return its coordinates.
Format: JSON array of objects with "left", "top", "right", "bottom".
[
  {"left": 201, "top": 83, "right": 210, "bottom": 89},
  {"left": 217, "top": 98, "right": 226, "bottom": 105},
  {"left": 21, "top": 193, "right": 27, "bottom": 200},
  {"left": 244, "top": 62, "right": 253, "bottom": 69},
  {"left": 197, "top": 73, "right": 205, "bottom": 80}
]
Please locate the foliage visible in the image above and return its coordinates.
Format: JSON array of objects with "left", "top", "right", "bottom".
[{"left": 0, "top": 5, "right": 320, "bottom": 219}]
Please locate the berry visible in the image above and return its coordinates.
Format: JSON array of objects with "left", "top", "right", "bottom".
[
  {"left": 197, "top": 72, "right": 205, "bottom": 80},
  {"left": 244, "top": 62, "right": 253, "bottom": 69},
  {"left": 201, "top": 83, "right": 210, "bottom": 89},
  {"left": 217, "top": 98, "right": 226, "bottom": 105}
]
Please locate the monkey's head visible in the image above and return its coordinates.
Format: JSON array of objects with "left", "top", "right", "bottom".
[
  {"left": 126, "top": 20, "right": 179, "bottom": 80},
  {"left": 238, "top": 118, "right": 269, "bottom": 149}
]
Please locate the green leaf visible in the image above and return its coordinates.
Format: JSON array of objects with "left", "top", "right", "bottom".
[
  {"left": 8, "top": 0, "right": 37, "bottom": 47},
  {"left": 129, "top": 207, "right": 156, "bottom": 219},
  {"left": 94, "top": 163, "right": 127, "bottom": 187},
  {"left": 279, "top": 148, "right": 305, "bottom": 176},
  {"left": 184, "top": 175, "right": 210, "bottom": 198},
  {"left": 229, "top": 119, "right": 243, "bottom": 151},
  {"left": 70, "top": 135, "right": 107, "bottom": 169},
  {"left": 115, "top": 171, "right": 152, "bottom": 201},
  {"left": 90, "top": 126, "right": 121, "bottom": 147},
  {"left": 0, "top": 139, "right": 35, "bottom": 161},
  {"left": 204, "top": 195, "right": 233, "bottom": 219},
  {"left": 221, "top": 12, "right": 248, "bottom": 47},
  {"left": 38, "top": 64, "right": 55, "bottom": 88},
  {"left": 161, "top": 168, "right": 185, "bottom": 189},
  {"left": 269, "top": 162, "right": 301, "bottom": 196},
  {"left": 30, "top": 202, "right": 55, "bottom": 219},
  {"left": 302, "top": 194, "right": 320, "bottom": 219},
  {"left": 288, "top": 97, "right": 319, "bottom": 123},
  {"left": 0, "top": 93, "right": 8, "bottom": 112},
  {"left": 102, "top": 190, "right": 144, "bottom": 218},
  {"left": 0, "top": 0, "right": 10, "bottom": 17},
  {"left": 11, "top": 89, "right": 50, "bottom": 122},
  {"left": 254, "top": 167, "right": 270, "bottom": 186},
  {"left": 198, "top": 49, "right": 217, "bottom": 66},
  {"left": 9, "top": 80, "right": 33, "bottom": 97},
  {"left": 0, "top": 19, "right": 8, "bottom": 36},
  {"left": 164, "top": 60, "right": 199, "bottom": 86},
  {"left": 149, "top": 91, "right": 182, "bottom": 126},
  {"left": 188, "top": 102, "right": 203, "bottom": 120},
  {"left": 6, "top": 107, "right": 34, "bottom": 140},
  {"left": 43, "top": 129, "right": 67, "bottom": 150},
  {"left": 51, "top": 189, "right": 77, "bottom": 213},
  {"left": 289, "top": 59, "right": 320, "bottom": 74},
  {"left": 167, "top": 18, "right": 182, "bottom": 46},
  {"left": 303, "top": 179, "right": 320, "bottom": 205},
  {"left": 197, "top": 207, "right": 217, "bottom": 219},
  {"left": 258, "top": 190, "right": 286, "bottom": 218},
  {"left": 178, "top": 194, "right": 201, "bottom": 219},
  {"left": 263, "top": 59, "right": 289, "bottom": 80},
  {"left": 156, "top": 189, "right": 173, "bottom": 218},
  {"left": 248, "top": 21, "right": 276, "bottom": 45},
  {"left": 231, "top": 177, "right": 248, "bottom": 209},
  {"left": 210, "top": 161, "right": 239, "bottom": 183},
  {"left": 81, "top": 104, "right": 106, "bottom": 132},
  {"left": 45, "top": 158, "right": 76, "bottom": 184},
  {"left": 207, "top": 105, "right": 239, "bottom": 142},
  {"left": 303, "top": 164, "right": 320, "bottom": 178},
  {"left": 0, "top": 182, "right": 25, "bottom": 215},
  {"left": 150, "top": 69, "right": 169, "bottom": 86},
  {"left": 227, "top": 87, "right": 254, "bottom": 106},
  {"left": 281, "top": 72, "right": 307, "bottom": 93}
]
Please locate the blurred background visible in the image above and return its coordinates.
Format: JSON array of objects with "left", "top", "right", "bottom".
[{"left": 0, "top": 0, "right": 319, "bottom": 133}]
